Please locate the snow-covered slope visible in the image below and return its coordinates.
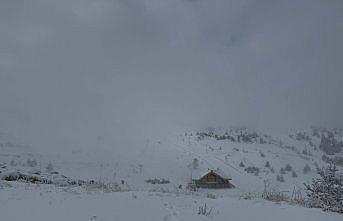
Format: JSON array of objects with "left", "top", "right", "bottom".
[
  {"left": 0, "top": 127, "right": 342, "bottom": 220},
  {"left": 1, "top": 127, "right": 342, "bottom": 191}
]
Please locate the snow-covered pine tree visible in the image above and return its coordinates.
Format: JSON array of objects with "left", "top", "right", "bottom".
[{"left": 304, "top": 164, "right": 343, "bottom": 213}]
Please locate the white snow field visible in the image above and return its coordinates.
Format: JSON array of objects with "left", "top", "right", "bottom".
[
  {"left": 0, "top": 128, "right": 342, "bottom": 220},
  {"left": 1, "top": 184, "right": 342, "bottom": 221}
]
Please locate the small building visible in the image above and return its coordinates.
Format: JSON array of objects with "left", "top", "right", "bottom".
[{"left": 190, "top": 169, "right": 235, "bottom": 189}]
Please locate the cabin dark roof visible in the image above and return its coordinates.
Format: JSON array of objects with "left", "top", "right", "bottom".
[{"left": 192, "top": 169, "right": 231, "bottom": 180}]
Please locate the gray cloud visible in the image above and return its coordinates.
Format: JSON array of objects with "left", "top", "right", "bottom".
[{"left": 0, "top": 0, "right": 342, "bottom": 151}]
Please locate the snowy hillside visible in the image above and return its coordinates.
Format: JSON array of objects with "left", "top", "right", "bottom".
[{"left": 0, "top": 127, "right": 342, "bottom": 220}]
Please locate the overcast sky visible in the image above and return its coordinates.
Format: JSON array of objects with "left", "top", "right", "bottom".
[{"left": 0, "top": 0, "right": 342, "bottom": 151}]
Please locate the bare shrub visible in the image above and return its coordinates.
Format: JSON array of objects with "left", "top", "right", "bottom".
[
  {"left": 290, "top": 186, "right": 306, "bottom": 206},
  {"left": 198, "top": 204, "right": 213, "bottom": 217},
  {"left": 2, "top": 172, "right": 51, "bottom": 184},
  {"left": 261, "top": 180, "right": 288, "bottom": 202},
  {"left": 145, "top": 178, "right": 170, "bottom": 184},
  {"left": 206, "top": 193, "right": 216, "bottom": 199},
  {"left": 239, "top": 192, "right": 257, "bottom": 200},
  {"left": 261, "top": 181, "right": 307, "bottom": 207},
  {"left": 262, "top": 190, "right": 288, "bottom": 202},
  {"left": 81, "top": 180, "right": 130, "bottom": 193}
]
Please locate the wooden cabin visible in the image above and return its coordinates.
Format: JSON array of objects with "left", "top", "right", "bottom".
[{"left": 190, "top": 170, "right": 234, "bottom": 189}]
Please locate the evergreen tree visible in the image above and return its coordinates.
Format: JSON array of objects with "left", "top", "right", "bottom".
[{"left": 304, "top": 164, "right": 343, "bottom": 213}]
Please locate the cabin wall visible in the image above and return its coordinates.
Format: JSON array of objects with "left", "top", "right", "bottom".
[{"left": 193, "top": 180, "right": 234, "bottom": 189}]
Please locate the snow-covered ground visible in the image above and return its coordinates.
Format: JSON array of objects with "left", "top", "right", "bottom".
[
  {"left": 1, "top": 183, "right": 342, "bottom": 221},
  {"left": 0, "top": 127, "right": 342, "bottom": 220}
]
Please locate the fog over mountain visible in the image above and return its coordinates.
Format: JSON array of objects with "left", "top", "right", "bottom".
[{"left": 0, "top": 0, "right": 342, "bottom": 152}]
